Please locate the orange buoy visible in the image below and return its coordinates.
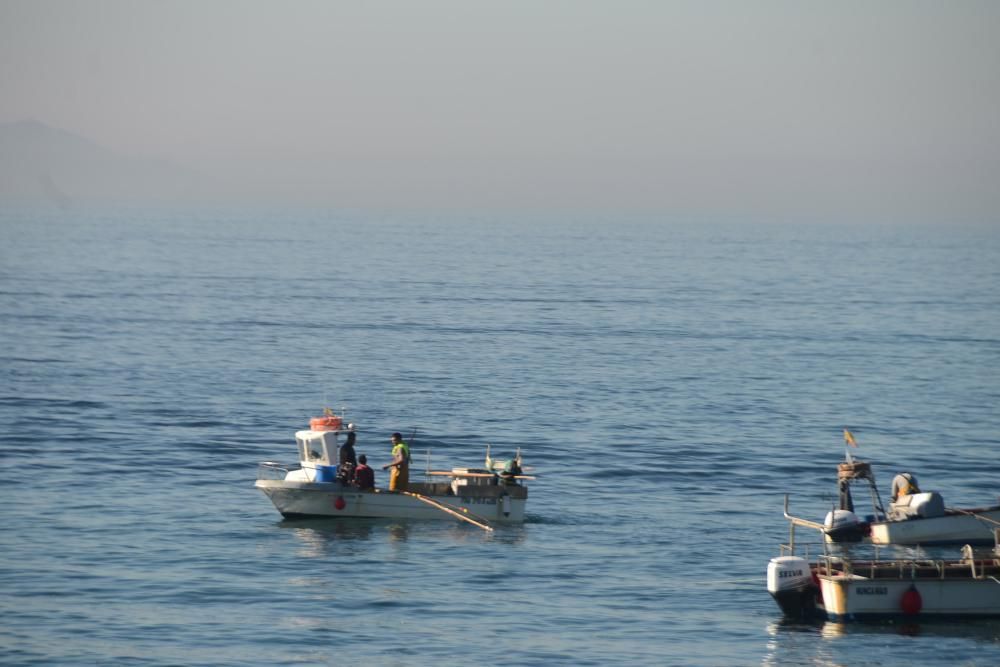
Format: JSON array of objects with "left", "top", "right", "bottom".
[
  {"left": 310, "top": 416, "right": 343, "bottom": 431},
  {"left": 900, "top": 584, "right": 922, "bottom": 615}
]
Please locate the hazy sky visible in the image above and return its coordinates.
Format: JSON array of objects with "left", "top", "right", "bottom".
[{"left": 2, "top": 0, "right": 999, "bottom": 219}]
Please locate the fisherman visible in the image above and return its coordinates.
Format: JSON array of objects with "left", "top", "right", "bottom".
[
  {"left": 353, "top": 454, "right": 375, "bottom": 490},
  {"left": 499, "top": 456, "right": 522, "bottom": 485},
  {"left": 337, "top": 427, "right": 358, "bottom": 483},
  {"left": 382, "top": 432, "right": 411, "bottom": 491},
  {"left": 890, "top": 472, "right": 920, "bottom": 502}
]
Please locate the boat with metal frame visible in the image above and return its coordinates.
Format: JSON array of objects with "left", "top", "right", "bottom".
[
  {"left": 823, "top": 455, "right": 1000, "bottom": 546},
  {"left": 767, "top": 495, "right": 1000, "bottom": 622}
]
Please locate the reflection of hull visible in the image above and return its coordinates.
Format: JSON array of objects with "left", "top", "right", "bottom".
[
  {"left": 869, "top": 509, "right": 1000, "bottom": 545},
  {"left": 769, "top": 587, "right": 822, "bottom": 621},
  {"left": 820, "top": 573, "right": 1000, "bottom": 621},
  {"left": 255, "top": 480, "right": 527, "bottom": 523}
]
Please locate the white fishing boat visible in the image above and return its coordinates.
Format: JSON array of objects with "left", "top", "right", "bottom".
[
  {"left": 824, "top": 457, "right": 1000, "bottom": 546},
  {"left": 255, "top": 412, "right": 532, "bottom": 531},
  {"left": 767, "top": 497, "right": 1000, "bottom": 622}
]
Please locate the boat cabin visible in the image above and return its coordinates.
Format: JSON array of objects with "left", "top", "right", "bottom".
[
  {"left": 295, "top": 429, "right": 345, "bottom": 466},
  {"left": 281, "top": 427, "right": 351, "bottom": 483}
]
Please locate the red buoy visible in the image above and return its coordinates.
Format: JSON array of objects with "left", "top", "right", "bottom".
[
  {"left": 334, "top": 496, "right": 346, "bottom": 510},
  {"left": 900, "top": 584, "right": 922, "bottom": 615}
]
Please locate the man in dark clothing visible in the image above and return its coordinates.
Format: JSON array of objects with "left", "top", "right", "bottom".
[
  {"left": 339, "top": 430, "right": 358, "bottom": 467},
  {"left": 353, "top": 454, "right": 375, "bottom": 490},
  {"left": 337, "top": 430, "right": 358, "bottom": 484}
]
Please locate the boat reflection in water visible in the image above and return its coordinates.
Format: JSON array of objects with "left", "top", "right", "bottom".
[
  {"left": 764, "top": 616, "right": 1000, "bottom": 667},
  {"left": 278, "top": 518, "right": 377, "bottom": 558},
  {"left": 770, "top": 617, "right": 1000, "bottom": 639}
]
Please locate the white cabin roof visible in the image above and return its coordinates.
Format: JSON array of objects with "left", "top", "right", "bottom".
[{"left": 296, "top": 429, "right": 346, "bottom": 439}]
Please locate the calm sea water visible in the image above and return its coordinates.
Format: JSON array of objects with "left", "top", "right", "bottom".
[{"left": 1, "top": 209, "right": 998, "bottom": 666}]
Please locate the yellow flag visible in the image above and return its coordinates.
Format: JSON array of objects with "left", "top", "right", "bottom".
[{"left": 844, "top": 429, "right": 858, "bottom": 447}]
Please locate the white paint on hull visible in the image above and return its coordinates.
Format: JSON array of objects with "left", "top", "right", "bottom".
[
  {"left": 869, "top": 509, "right": 1000, "bottom": 545},
  {"left": 255, "top": 480, "right": 526, "bottom": 523},
  {"left": 820, "top": 574, "right": 1000, "bottom": 619}
]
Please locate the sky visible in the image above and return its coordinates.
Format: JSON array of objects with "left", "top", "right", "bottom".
[{"left": 1, "top": 0, "right": 999, "bottom": 220}]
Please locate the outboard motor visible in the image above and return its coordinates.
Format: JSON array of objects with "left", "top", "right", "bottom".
[
  {"left": 766, "top": 556, "right": 820, "bottom": 619},
  {"left": 823, "top": 508, "right": 867, "bottom": 543}
]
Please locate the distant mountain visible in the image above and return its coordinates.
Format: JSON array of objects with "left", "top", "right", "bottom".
[{"left": 0, "top": 120, "right": 203, "bottom": 208}]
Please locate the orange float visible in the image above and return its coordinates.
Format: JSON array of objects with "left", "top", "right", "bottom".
[{"left": 309, "top": 415, "right": 343, "bottom": 431}]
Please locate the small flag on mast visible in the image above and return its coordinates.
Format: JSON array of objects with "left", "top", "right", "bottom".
[{"left": 844, "top": 429, "right": 858, "bottom": 447}]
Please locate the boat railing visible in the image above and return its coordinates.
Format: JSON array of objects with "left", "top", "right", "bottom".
[
  {"left": 782, "top": 493, "right": 830, "bottom": 556},
  {"left": 258, "top": 461, "right": 299, "bottom": 481},
  {"left": 779, "top": 540, "right": 825, "bottom": 561},
  {"left": 812, "top": 548, "right": 1000, "bottom": 581},
  {"left": 780, "top": 496, "right": 1000, "bottom": 582}
]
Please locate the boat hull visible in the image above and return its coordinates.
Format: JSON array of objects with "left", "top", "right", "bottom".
[
  {"left": 255, "top": 479, "right": 527, "bottom": 523},
  {"left": 869, "top": 509, "right": 1000, "bottom": 546},
  {"left": 820, "top": 574, "right": 1000, "bottom": 621}
]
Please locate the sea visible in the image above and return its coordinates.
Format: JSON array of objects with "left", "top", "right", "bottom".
[{"left": 1, "top": 208, "right": 998, "bottom": 666}]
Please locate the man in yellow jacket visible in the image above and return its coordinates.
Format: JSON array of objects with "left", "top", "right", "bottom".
[{"left": 383, "top": 432, "right": 410, "bottom": 491}]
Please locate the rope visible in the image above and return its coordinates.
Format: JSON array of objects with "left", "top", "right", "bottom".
[
  {"left": 400, "top": 490, "right": 494, "bottom": 532},
  {"left": 947, "top": 507, "right": 1000, "bottom": 529}
]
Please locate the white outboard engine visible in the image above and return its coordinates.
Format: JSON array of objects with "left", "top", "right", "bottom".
[
  {"left": 766, "top": 556, "right": 819, "bottom": 619},
  {"left": 823, "top": 508, "right": 866, "bottom": 543}
]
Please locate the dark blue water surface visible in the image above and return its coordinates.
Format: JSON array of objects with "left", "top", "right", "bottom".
[{"left": 1, "top": 209, "right": 998, "bottom": 666}]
